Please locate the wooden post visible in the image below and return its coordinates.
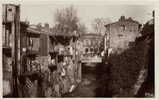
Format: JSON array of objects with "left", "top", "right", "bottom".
[
  {"left": 104, "top": 24, "right": 110, "bottom": 63},
  {"left": 12, "top": 5, "right": 20, "bottom": 97}
]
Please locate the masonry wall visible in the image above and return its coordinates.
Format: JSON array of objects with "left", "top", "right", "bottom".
[{"left": 106, "top": 21, "right": 141, "bottom": 53}]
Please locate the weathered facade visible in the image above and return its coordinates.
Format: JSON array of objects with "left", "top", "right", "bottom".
[
  {"left": 105, "top": 16, "right": 142, "bottom": 53},
  {"left": 79, "top": 33, "right": 103, "bottom": 55},
  {"left": 2, "top": 4, "right": 24, "bottom": 97},
  {"left": 3, "top": 9, "right": 82, "bottom": 96}
]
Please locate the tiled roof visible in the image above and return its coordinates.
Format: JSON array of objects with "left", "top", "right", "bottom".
[{"left": 105, "top": 17, "right": 140, "bottom": 27}]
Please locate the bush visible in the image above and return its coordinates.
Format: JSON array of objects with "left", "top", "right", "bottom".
[{"left": 108, "top": 40, "right": 148, "bottom": 97}]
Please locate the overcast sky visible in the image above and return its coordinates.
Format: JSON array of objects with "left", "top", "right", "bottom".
[{"left": 20, "top": 3, "right": 154, "bottom": 32}]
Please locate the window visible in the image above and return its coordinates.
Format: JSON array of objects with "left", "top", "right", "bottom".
[
  {"left": 90, "top": 48, "right": 94, "bottom": 52},
  {"left": 28, "top": 37, "right": 40, "bottom": 51},
  {"left": 121, "top": 25, "right": 126, "bottom": 31},
  {"left": 85, "top": 48, "right": 89, "bottom": 53},
  {"left": 118, "top": 34, "right": 123, "bottom": 38},
  {"left": 85, "top": 39, "right": 90, "bottom": 46},
  {"left": 8, "top": 8, "right": 12, "bottom": 12}
]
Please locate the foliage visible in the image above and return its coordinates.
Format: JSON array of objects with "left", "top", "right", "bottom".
[
  {"left": 108, "top": 40, "right": 148, "bottom": 97},
  {"left": 53, "top": 5, "right": 87, "bottom": 35}
]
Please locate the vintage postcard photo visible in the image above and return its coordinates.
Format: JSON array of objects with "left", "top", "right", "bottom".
[{"left": 1, "top": 0, "right": 156, "bottom": 98}]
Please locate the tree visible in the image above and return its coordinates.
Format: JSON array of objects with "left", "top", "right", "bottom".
[
  {"left": 92, "top": 18, "right": 111, "bottom": 35},
  {"left": 77, "top": 23, "right": 87, "bottom": 35},
  {"left": 53, "top": 5, "right": 87, "bottom": 35}
]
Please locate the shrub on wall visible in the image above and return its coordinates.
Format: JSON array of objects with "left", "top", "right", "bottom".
[{"left": 108, "top": 39, "right": 148, "bottom": 97}]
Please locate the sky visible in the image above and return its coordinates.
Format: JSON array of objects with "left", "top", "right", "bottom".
[{"left": 20, "top": 2, "right": 154, "bottom": 32}]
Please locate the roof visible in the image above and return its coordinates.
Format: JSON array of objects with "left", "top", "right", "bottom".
[
  {"left": 105, "top": 17, "right": 140, "bottom": 27},
  {"left": 27, "top": 25, "right": 53, "bottom": 35},
  {"left": 27, "top": 25, "right": 79, "bottom": 37},
  {"left": 27, "top": 27, "right": 42, "bottom": 35}
]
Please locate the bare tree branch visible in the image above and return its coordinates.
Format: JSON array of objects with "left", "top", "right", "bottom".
[
  {"left": 53, "top": 5, "right": 85, "bottom": 35},
  {"left": 92, "top": 18, "right": 112, "bottom": 35}
]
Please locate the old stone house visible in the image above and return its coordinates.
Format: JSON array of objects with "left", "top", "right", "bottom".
[
  {"left": 105, "top": 16, "right": 142, "bottom": 53},
  {"left": 79, "top": 33, "right": 103, "bottom": 55}
]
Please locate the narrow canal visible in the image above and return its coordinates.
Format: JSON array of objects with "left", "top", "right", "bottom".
[{"left": 63, "top": 63, "right": 112, "bottom": 97}]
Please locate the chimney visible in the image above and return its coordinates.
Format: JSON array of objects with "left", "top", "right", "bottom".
[
  {"left": 44, "top": 23, "right": 49, "bottom": 31},
  {"left": 119, "top": 16, "right": 125, "bottom": 21},
  {"left": 152, "top": 10, "right": 155, "bottom": 18}
]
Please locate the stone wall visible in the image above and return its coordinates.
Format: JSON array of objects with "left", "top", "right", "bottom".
[{"left": 105, "top": 17, "right": 141, "bottom": 54}]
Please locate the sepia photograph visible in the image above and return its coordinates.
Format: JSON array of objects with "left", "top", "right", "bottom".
[{"left": 2, "top": 1, "right": 155, "bottom": 98}]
